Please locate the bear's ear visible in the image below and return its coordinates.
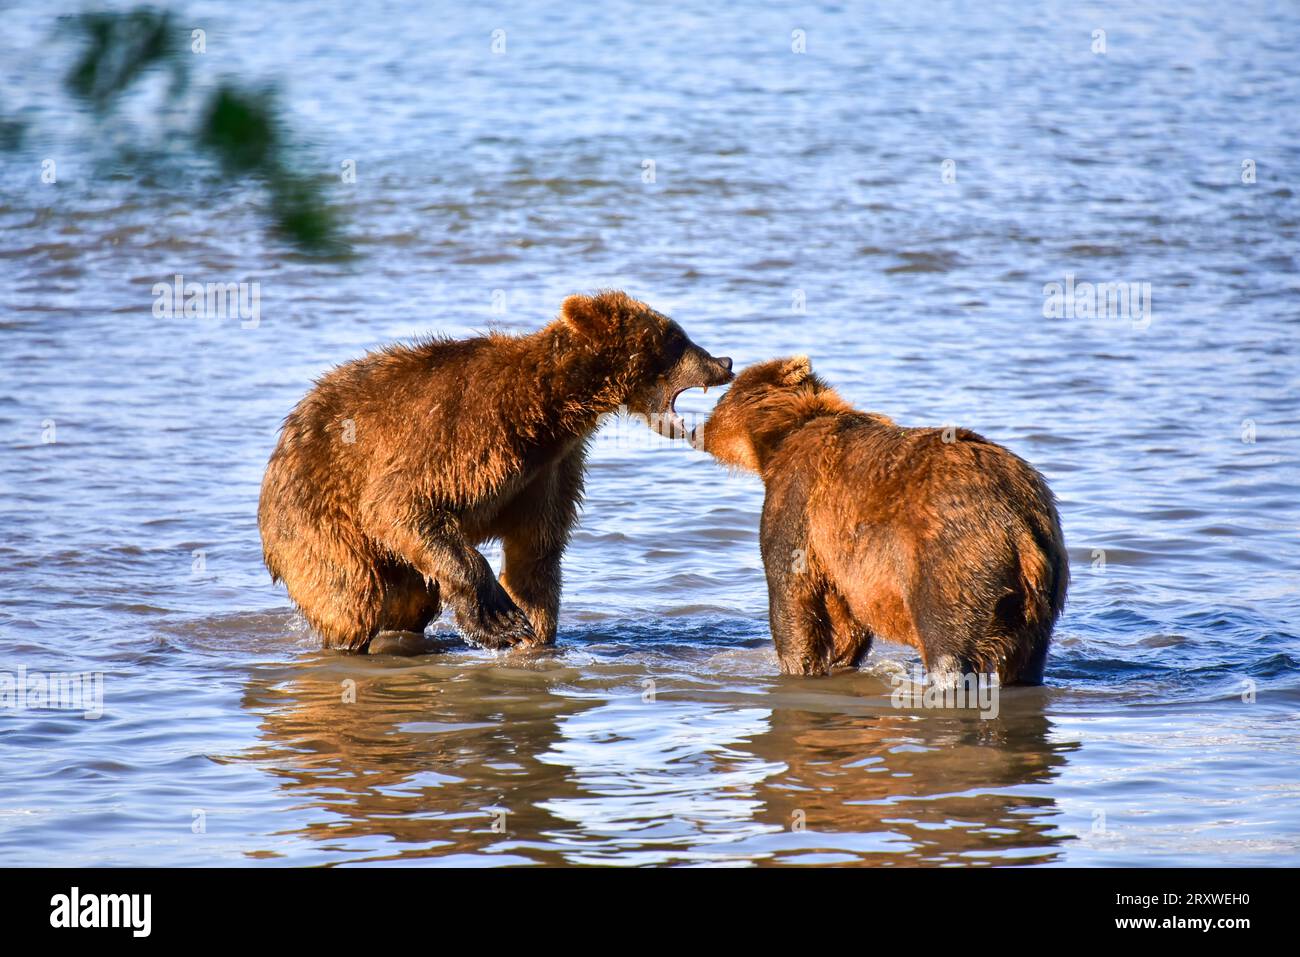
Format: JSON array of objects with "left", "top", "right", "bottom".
[
  {"left": 560, "top": 294, "right": 615, "bottom": 338},
  {"left": 780, "top": 354, "right": 812, "bottom": 387}
]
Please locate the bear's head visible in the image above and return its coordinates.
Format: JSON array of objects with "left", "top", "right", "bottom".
[
  {"left": 560, "top": 291, "right": 733, "bottom": 438},
  {"left": 698, "top": 355, "right": 838, "bottom": 472}
]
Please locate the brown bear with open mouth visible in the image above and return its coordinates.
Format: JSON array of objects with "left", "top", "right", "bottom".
[
  {"left": 258, "top": 291, "right": 733, "bottom": 654},
  {"left": 698, "top": 356, "right": 1067, "bottom": 685}
]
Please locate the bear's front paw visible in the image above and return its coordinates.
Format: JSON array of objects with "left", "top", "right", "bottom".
[{"left": 454, "top": 601, "right": 537, "bottom": 650}]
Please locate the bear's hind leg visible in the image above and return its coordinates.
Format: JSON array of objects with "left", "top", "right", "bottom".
[
  {"left": 373, "top": 512, "right": 537, "bottom": 650},
  {"left": 378, "top": 566, "right": 442, "bottom": 631},
  {"left": 368, "top": 569, "right": 446, "bottom": 656},
  {"left": 827, "top": 588, "right": 873, "bottom": 669},
  {"left": 769, "top": 579, "right": 836, "bottom": 676},
  {"left": 985, "top": 589, "right": 1049, "bottom": 686},
  {"left": 287, "top": 549, "right": 385, "bottom": 653},
  {"left": 916, "top": 591, "right": 1047, "bottom": 686}
]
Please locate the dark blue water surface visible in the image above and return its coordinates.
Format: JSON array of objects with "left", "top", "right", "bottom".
[{"left": 1, "top": 0, "right": 1298, "bottom": 865}]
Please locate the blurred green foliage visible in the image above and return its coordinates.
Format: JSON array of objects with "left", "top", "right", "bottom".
[
  {"left": 268, "top": 171, "right": 338, "bottom": 251},
  {"left": 200, "top": 86, "right": 278, "bottom": 173},
  {"left": 196, "top": 84, "right": 338, "bottom": 250},
  {"left": 64, "top": 8, "right": 183, "bottom": 109},
  {"left": 8, "top": 6, "right": 344, "bottom": 252}
]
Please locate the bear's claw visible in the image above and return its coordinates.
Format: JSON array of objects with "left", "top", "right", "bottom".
[{"left": 454, "top": 602, "right": 538, "bottom": 650}]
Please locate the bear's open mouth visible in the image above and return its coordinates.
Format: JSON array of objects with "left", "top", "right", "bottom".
[
  {"left": 652, "top": 386, "right": 696, "bottom": 440},
  {"left": 648, "top": 351, "right": 733, "bottom": 441}
]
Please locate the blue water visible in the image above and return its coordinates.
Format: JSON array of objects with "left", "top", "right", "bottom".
[{"left": 1, "top": 0, "right": 1298, "bottom": 865}]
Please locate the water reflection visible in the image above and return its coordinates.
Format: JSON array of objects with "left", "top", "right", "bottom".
[
  {"left": 746, "top": 688, "right": 1076, "bottom": 865},
  {"left": 236, "top": 648, "right": 595, "bottom": 863},
  {"left": 233, "top": 629, "right": 1078, "bottom": 865}
]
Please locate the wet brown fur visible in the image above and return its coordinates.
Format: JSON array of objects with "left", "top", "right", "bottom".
[
  {"left": 259, "top": 291, "right": 732, "bottom": 652},
  {"left": 701, "top": 356, "right": 1067, "bottom": 685}
]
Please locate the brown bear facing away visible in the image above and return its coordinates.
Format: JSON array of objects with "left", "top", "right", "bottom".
[
  {"left": 699, "top": 356, "right": 1067, "bottom": 685},
  {"left": 259, "top": 291, "right": 733, "bottom": 654}
]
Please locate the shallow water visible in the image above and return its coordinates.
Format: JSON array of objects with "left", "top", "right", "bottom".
[{"left": 2, "top": 0, "right": 1299, "bottom": 866}]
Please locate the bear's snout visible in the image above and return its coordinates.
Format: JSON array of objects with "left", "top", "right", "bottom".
[{"left": 701, "top": 352, "right": 734, "bottom": 387}]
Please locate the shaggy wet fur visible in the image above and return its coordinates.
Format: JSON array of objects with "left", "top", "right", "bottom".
[
  {"left": 700, "top": 356, "right": 1067, "bottom": 685},
  {"left": 259, "top": 291, "right": 732, "bottom": 653}
]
